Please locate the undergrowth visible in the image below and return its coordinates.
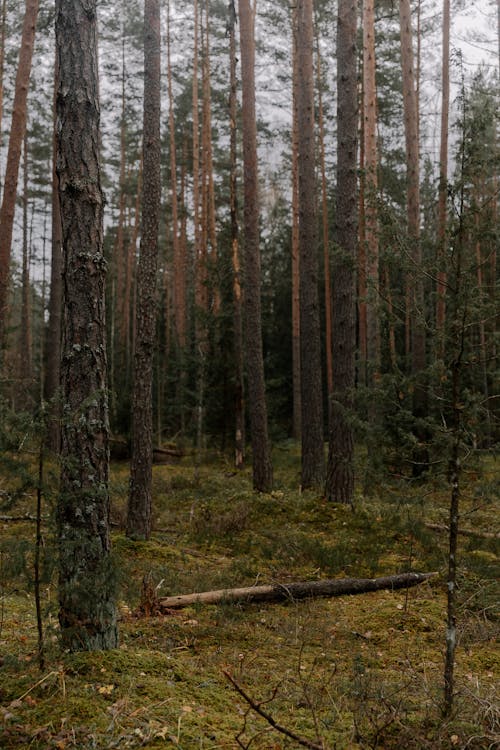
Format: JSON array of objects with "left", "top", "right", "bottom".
[{"left": 0, "top": 446, "right": 498, "bottom": 749}]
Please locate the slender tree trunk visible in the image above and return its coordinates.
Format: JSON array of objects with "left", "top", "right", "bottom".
[
  {"left": 203, "top": 0, "right": 219, "bottom": 314},
  {"left": 123, "top": 156, "right": 142, "bottom": 378},
  {"left": 229, "top": 0, "right": 245, "bottom": 469},
  {"left": 363, "top": 0, "right": 380, "bottom": 380},
  {"left": 115, "top": 31, "right": 128, "bottom": 351},
  {"left": 436, "top": 0, "right": 450, "bottom": 357},
  {"left": 45, "top": 52, "right": 62, "bottom": 451},
  {"left": 238, "top": 0, "right": 273, "bottom": 492},
  {"left": 0, "top": 0, "right": 7, "bottom": 165},
  {"left": 399, "top": 0, "right": 427, "bottom": 473},
  {"left": 443, "top": 162, "right": 466, "bottom": 716},
  {"left": 192, "top": 0, "right": 208, "bottom": 475},
  {"left": 56, "top": 0, "right": 118, "bottom": 652},
  {"left": 291, "top": 5, "right": 301, "bottom": 440},
  {"left": 358, "top": 78, "right": 367, "bottom": 387},
  {"left": 167, "top": 0, "right": 184, "bottom": 350},
  {"left": 297, "top": 0, "right": 324, "bottom": 489},
  {"left": 383, "top": 265, "right": 397, "bottom": 371},
  {"left": 193, "top": 0, "right": 202, "bottom": 313},
  {"left": 315, "top": 28, "right": 333, "bottom": 402},
  {"left": 19, "top": 132, "right": 32, "bottom": 392},
  {"left": 127, "top": 0, "right": 161, "bottom": 541},
  {"left": 0, "top": 0, "right": 39, "bottom": 352},
  {"left": 325, "top": 0, "right": 358, "bottom": 505}
]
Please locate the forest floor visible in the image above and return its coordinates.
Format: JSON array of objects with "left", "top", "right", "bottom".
[{"left": 0, "top": 444, "right": 498, "bottom": 749}]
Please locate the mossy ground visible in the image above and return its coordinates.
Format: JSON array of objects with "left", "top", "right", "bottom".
[{"left": 0, "top": 446, "right": 498, "bottom": 748}]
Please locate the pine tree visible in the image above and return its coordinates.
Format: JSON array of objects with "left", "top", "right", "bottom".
[
  {"left": 325, "top": 0, "right": 358, "bottom": 505},
  {"left": 56, "top": 0, "right": 118, "bottom": 651},
  {"left": 127, "top": 0, "right": 161, "bottom": 540},
  {"left": 296, "top": 0, "right": 324, "bottom": 489},
  {"left": 238, "top": 0, "right": 273, "bottom": 492},
  {"left": 0, "top": 0, "right": 39, "bottom": 352}
]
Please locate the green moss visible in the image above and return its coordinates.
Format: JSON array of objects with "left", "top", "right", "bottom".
[{"left": 0, "top": 450, "right": 498, "bottom": 749}]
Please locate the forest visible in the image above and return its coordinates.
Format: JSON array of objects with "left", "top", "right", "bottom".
[{"left": 0, "top": 0, "right": 498, "bottom": 748}]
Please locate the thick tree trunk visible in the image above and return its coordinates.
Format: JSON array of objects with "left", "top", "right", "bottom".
[
  {"left": 56, "top": 0, "right": 117, "bottom": 652},
  {"left": 297, "top": 0, "right": 324, "bottom": 489},
  {"left": 158, "top": 572, "right": 435, "bottom": 610},
  {"left": 326, "top": 0, "right": 358, "bottom": 505},
  {"left": 127, "top": 0, "right": 161, "bottom": 540},
  {"left": 0, "top": 0, "right": 39, "bottom": 351},
  {"left": 238, "top": 0, "right": 273, "bottom": 492}
]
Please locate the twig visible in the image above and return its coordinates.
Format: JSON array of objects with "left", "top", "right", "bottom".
[{"left": 223, "top": 670, "right": 325, "bottom": 750}]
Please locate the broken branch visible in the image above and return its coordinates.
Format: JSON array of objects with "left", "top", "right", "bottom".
[{"left": 223, "top": 670, "right": 324, "bottom": 750}]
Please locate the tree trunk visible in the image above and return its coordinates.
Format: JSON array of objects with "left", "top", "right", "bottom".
[
  {"left": 167, "top": 0, "right": 184, "bottom": 350},
  {"left": 297, "top": 0, "right": 324, "bottom": 489},
  {"left": 56, "top": 0, "right": 118, "bottom": 652},
  {"left": 399, "top": 0, "right": 427, "bottom": 474},
  {"left": 19, "top": 132, "right": 32, "bottom": 395},
  {"left": 44, "top": 51, "right": 62, "bottom": 451},
  {"left": 326, "top": 0, "right": 358, "bottom": 505},
  {"left": 291, "top": 5, "right": 301, "bottom": 441},
  {"left": 127, "top": 0, "right": 161, "bottom": 541},
  {"left": 315, "top": 27, "right": 333, "bottom": 406},
  {"left": 436, "top": 0, "right": 450, "bottom": 357},
  {"left": 0, "top": 0, "right": 7, "bottom": 171},
  {"left": 363, "top": 0, "right": 380, "bottom": 380},
  {"left": 158, "top": 572, "right": 435, "bottom": 610},
  {"left": 358, "top": 78, "right": 367, "bottom": 387},
  {"left": 115, "top": 32, "right": 128, "bottom": 353},
  {"left": 238, "top": 0, "right": 273, "bottom": 492},
  {"left": 0, "top": 0, "right": 39, "bottom": 352},
  {"left": 229, "top": 0, "right": 245, "bottom": 469}
]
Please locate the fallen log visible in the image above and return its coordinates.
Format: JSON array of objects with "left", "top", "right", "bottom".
[
  {"left": 158, "top": 571, "right": 436, "bottom": 610},
  {"left": 425, "top": 522, "right": 499, "bottom": 540}
]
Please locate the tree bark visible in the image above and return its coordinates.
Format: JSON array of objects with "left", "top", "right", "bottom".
[
  {"left": 238, "top": 0, "right": 273, "bottom": 492},
  {"left": 291, "top": 5, "right": 301, "bottom": 441},
  {"left": 436, "top": 0, "right": 450, "bottom": 357},
  {"left": 229, "top": 0, "right": 245, "bottom": 469},
  {"left": 297, "top": 0, "right": 324, "bottom": 489},
  {"left": 44, "top": 51, "right": 62, "bottom": 452},
  {"left": 167, "top": 0, "right": 184, "bottom": 350},
  {"left": 0, "top": 0, "right": 7, "bottom": 154},
  {"left": 56, "top": 0, "right": 118, "bottom": 651},
  {"left": 326, "top": 0, "right": 358, "bottom": 505},
  {"left": 363, "top": 0, "right": 380, "bottom": 380},
  {"left": 19, "top": 132, "right": 32, "bottom": 393},
  {"left": 127, "top": 0, "right": 161, "bottom": 541},
  {"left": 315, "top": 26, "right": 333, "bottom": 406},
  {"left": 158, "top": 572, "right": 435, "bottom": 610},
  {"left": 0, "top": 0, "right": 39, "bottom": 352},
  {"left": 399, "top": 0, "right": 427, "bottom": 474}
]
